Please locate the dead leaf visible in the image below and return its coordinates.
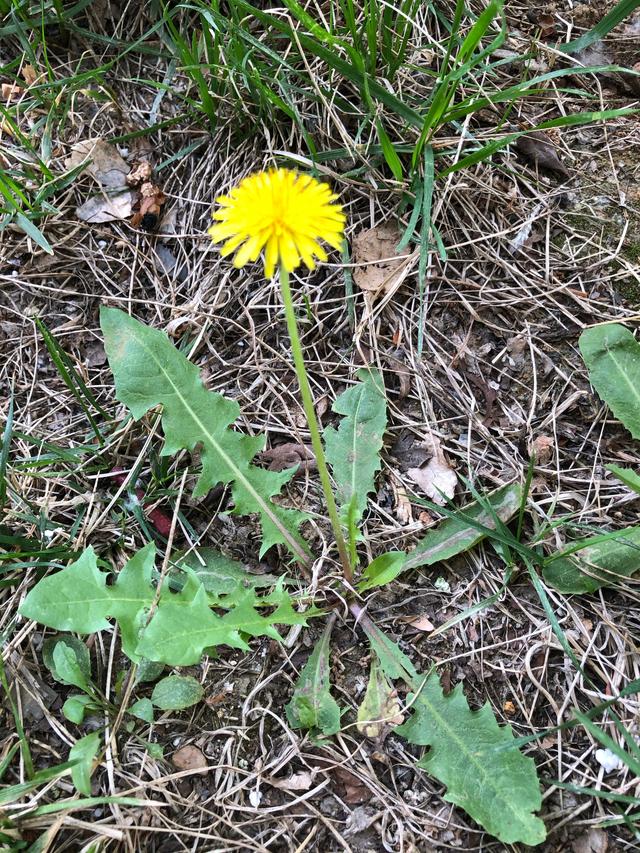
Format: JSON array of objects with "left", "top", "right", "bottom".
[
  {"left": 259, "top": 442, "right": 316, "bottom": 474},
  {"left": 407, "top": 438, "right": 457, "bottom": 506},
  {"left": 352, "top": 223, "right": 404, "bottom": 295},
  {"left": 131, "top": 182, "right": 166, "bottom": 230},
  {"left": 400, "top": 614, "right": 435, "bottom": 632},
  {"left": 126, "top": 161, "right": 153, "bottom": 186},
  {"left": 345, "top": 805, "right": 379, "bottom": 836},
  {"left": 514, "top": 132, "right": 570, "bottom": 178},
  {"left": 171, "top": 745, "right": 209, "bottom": 775},
  {"left": 332, "top": 766, "right": 372, "bottom": 805},
  {"left": 22, "top": 64, "right": 39, "bottom": 85},
  {"left": 75, "top": 190, "right": 134, "bottom": 223},
  {"left": 572, "top": 828, "right": 609, "bottom": 853},
  {"left": 390, "top": 473, "right": 412, "bottom": 524},
  {"left": 531, "top": 434, "right": 554, "bottom": 464},
  {"left": 268, "top": 771, "right": 314, "bottom": 791},
  {"left": 84, "top": 342, "right": 107, "bottom": 367},
  {"left": 66, "top": 139, "right": 129, "bottom": 189},
  {"left": 1, "top": 83, "right": 23, "bottom": 101}
]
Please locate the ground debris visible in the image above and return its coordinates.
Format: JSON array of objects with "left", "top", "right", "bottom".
[
  {"left": 514, "top": 131, "right": 570, "bottom": 178},
  {"left": 406, "top": 437, "right": 457, "bottom": 505},
  {"left": 259, "top": 442, "right": 316, "bottom": 473},
  {"left": 171, "top": 744, "right": 209, "bottom": 775}
]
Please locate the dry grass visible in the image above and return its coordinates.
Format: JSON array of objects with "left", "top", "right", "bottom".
[{"left": 2, "top": 1, "right": 640, "bottom": 850}]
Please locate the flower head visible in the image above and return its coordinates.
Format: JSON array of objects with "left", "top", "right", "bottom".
[{"left": 209, "top": 167, "right": 346, "bottom": 278}]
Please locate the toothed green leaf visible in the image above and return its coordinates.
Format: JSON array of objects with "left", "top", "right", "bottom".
[
  {"left": 324, "top": 368, "right": 387, "bottom": 526},
  {"left": 100, "top": 307, "right": 308, "bottom": 561},
  {"left": 21, "top": 544, "right": 312, "bottom": 666},
  {"left": 20, "top": 547, "right": 111, "bottom": 634},
  {"left": 286, "top": 621, "right": 341, "bottom": 735},
  {"left": 173, "top": 547, "right": 278, "bottom": 599},
  {"left": 136, "top": 573, "right": 247, "bottom": 666},
  {"left": 398, "top": 675, "right": 545, "bottom": 845}
]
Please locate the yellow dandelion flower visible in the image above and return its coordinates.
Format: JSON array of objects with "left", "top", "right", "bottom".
[{"left": 208, "top": 167, "right": 346, "bottom": 278}]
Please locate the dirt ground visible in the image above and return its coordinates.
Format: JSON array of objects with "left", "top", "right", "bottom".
[{"left": 2, "top": 1, "right": 640, "bottom": 851}]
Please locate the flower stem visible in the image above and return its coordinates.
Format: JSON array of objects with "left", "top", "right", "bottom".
[{"left": 278, "top": 267, "right": 353, "bottom": 584}]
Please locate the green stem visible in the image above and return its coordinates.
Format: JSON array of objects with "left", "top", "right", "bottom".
[{"left": 278, "top": 266, "right": 353, "bottom": 584}]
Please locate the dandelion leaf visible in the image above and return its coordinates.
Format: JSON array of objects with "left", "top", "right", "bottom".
[
  {"left": 324, "top": 368, "right": 387, "bottom": 526},
  {"left": 579, "top": 323, "right": 640, "bottom": 440},
  {"left": 21, "top": 544, "right": 310, "bottom": 666},
  {"left": 100, "top": 307, "right": 308, "bottom": 560},
  {"left": 397, "top": 675, "right": 546, "bottom": 846},
  {"left": 286, "top": 621, "right": 341, "bottom": 735},
  {"left": 543, "top": 526, "right": 640, "bottom": 593}
]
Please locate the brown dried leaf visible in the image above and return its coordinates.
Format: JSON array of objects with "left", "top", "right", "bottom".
[
  {"left": 400, "top": 614, "right": 435, "bottom": 632},
  {"left": 333, "top": 766, "right": 372, "bottom": 805},
  {"left": 268, "top": 771, "right": 314, "bottom": 791},
  {"left": 514, "top": 132, "right": 570, "bottom": 178},
  {"left": 126, "top": 161, "right": 153, "bottom": 186},
  {"left": 259, "top": 442, "right": 316, "bottom": 474},
  {"left": 390, "top": 474, "right": 412, "bottom": 524},
  {"left": 22, "top": 64, "right": 39, "bottom": 85},
  {"left": 75, "top": 190, "right": 134, "bottom": 223},
  {"left": 66, "top": 139, "right": 129, "bottom": 189},
  {"left": 352, "top": 223, "right": 404, "bottom": 295},
  {"left": 407, "top": 438, "right": 457, "bottom": 506},
  {"left": 171, "top": 745, "right": 209, "bottom": 776},
  {"left": 131, "top": 182, "right": 166, "bottom": 230},
  {"left": 531, "top": 434, "right": 554, "bottom": 464},
  {"left": 1, "top": 83, "right": 23, "bottom": 101},
  {"left": 572, "top": 828, "right": 609, "bottom": 853}
]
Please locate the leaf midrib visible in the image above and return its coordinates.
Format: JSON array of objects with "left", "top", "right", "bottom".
[
  {"left": 416, "top": 688, "right": 538, "bottom": 835},
  {"left": 142, "top": 340, "right": 307, "bottom": 562}
]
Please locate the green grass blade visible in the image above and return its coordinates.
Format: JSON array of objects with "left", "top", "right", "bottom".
[
  {"left": 417, "top": 145, "right": 434, "bottom": 355},
  {"left": 0, "top": 386, "right": 13, "bottom": 508},
  {"left": 560, "top": 0, "right": 640, "bottom": 54},
  {"left": 0, "top": 654, "right": 34, "bottom": 779}
]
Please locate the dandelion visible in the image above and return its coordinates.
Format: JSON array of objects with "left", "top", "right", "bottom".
[{"left": 209, "top": 167, "right": 346, "bottom": 278}]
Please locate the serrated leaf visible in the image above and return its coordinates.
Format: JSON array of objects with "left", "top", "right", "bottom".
[
  {"left": 364, "top": 624, "right": 417, "bottom": 684},
  {"left": 70, "top": 731, "right": 100, "bottom": 796},
  {"left": 286, "top": 621, "right": 341, "bottom": 735},
  {"left": 358, "top": 551, "right": 407, "bottom": 592},
  {"left": 100, "top": 307, "right": 307, "bottom": 561},
  {"left": 405, "top": 483, "right": 522, "bottom": 570},
  {"left": 20, "top": 547, "right": 111, "bottom": 633},
  {"left": 174, "top": 547, "right": 277, "bottom": 597},
  {"left": 607, "top": 463, "right": 640, "bottom": 495},
  {"left": 397, "top": 675, "right": 545, "bottom": 846},
  {"left": 137, "top": 574, "right": 247, "bottom": 666},
  {"left": 151, "top": 675, "right": 203, "bottom": 710},
  {"left": 21, "top": 543, "right": 157, "bottom": 664},
  {"left": 542, "top": 526, "right": 640, "bottom": 593},
  {"left": 129, "top": 698, "right": 154, "bottom": 723},
  {"left": 42, "top": 635, "right": 91, "bottom": 686},
  {"left": 579, "top": 324, "right": 640, "bottom": 439},
  {"left": 21, "top": 543, "right": 306, "bottom": 667},
  {"left": 62, "top": 694, "right": 96, "bottom": 725},
  {"left": 324, "top": 368, "right": 387, "bottom": 526},
  {"left": 357, "top": 659, "right": 403, "bottom": 738}
]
